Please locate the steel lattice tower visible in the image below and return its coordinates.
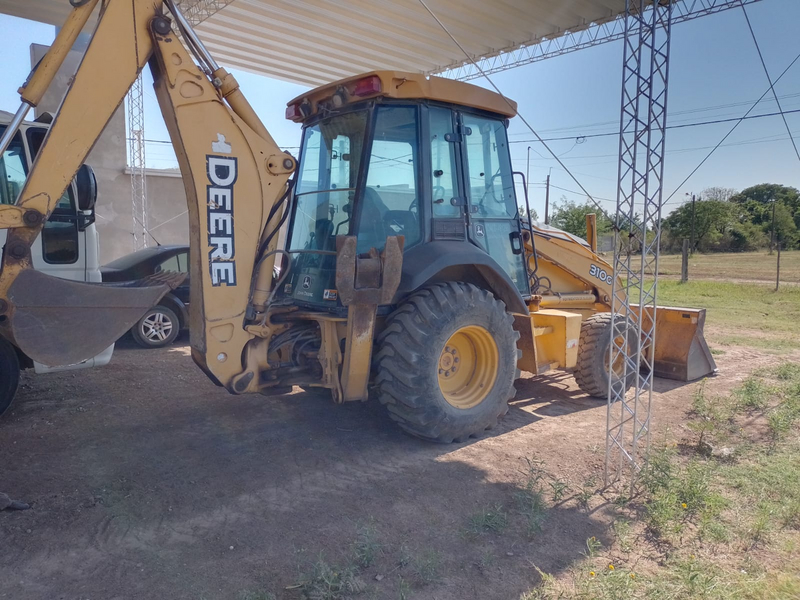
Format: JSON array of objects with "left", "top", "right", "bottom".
[
  {"left": 125, "top": 0, "right": 234, "bottom": 252},
  {"left": 605, "top": 0, "right": 673, "bottom": 491},
  {"left": 127, "top": 74, "right": 147, "bottom": 251}
]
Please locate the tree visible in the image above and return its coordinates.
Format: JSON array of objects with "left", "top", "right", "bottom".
[
  {"left": 771, "top": 202, "right": 798, "bottom": 249},
  {"left": 702, "top": 187, "right": 737, "bottom": 203},
  {"left": 730, "top": 183, "right": 800, "bottom": 211},
  {"left": 663, "top": 199, "right": 733, "bottom": 252},
  {"left": 549, "top": 198, "right": 612, "bottom": 238},
  {"left": 518, "top": 205, "right": 539, "bottom": 222},
  {"left": 730, "top": 184, "right": 800, "bottom": 250}
]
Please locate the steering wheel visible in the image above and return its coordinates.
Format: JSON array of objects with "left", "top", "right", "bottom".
[{"left": 479, "top": 171, "right": 505, "bottom": 205}]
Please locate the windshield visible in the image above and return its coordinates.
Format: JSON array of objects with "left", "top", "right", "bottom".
[{"left": 288, "top": 111, "right": 368, "bottom": 252}]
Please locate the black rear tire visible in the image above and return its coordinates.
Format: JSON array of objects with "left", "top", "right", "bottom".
[
  {"left": 131, "top": 305, "right": 180, "bottom": 348},
  {"left": 374, "top": 282, "right": 520, "bottom": 443},
  {"left": 574, "top": 313, "right": 636, "bottom": 399},
  {"left": 0, "top": 339, "right": 20, "bottom": 417}
]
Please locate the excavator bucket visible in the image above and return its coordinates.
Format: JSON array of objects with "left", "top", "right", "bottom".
[
  {"left": 636, "top": 305, "right": 718, "bottom": 382},
  {"left": 5, "top": 268, "right": 184, "bottom": 367}
]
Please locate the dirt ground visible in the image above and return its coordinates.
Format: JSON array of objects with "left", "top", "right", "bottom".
[{"left": 0, "top": 332, "right": 790, "bottom": 600}]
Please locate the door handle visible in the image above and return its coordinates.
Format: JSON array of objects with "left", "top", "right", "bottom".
[{"left": 509, "top": 231, "right": 523, "bottom": 255}]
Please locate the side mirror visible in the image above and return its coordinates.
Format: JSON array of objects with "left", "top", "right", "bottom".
[{"left": 75, "top": 164, "right": 97, "bottom": 212}]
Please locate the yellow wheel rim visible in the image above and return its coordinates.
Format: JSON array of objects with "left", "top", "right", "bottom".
[
  {"left": 607, "top": 335, "right": 627, "bottom": 379},
  {"left": 438, "top": 325, "right": 499, "bottom": 409}
]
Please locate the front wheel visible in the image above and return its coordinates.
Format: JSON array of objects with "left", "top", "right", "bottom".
[
  {"left": 0, "top": 338, "right": 20, "bottom": 417},
  {"left": 374, "top": 282, "right": 520, "bottom": 443},
  {"left": 131, "top": 305, "right": 180, "bottom": 348},
  {"left": 574, "top": 313, "right": 637, "bottom": 399}
]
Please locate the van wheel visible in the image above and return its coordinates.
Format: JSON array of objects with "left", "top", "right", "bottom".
[
  {"left": 132, "top": 305, "right": 180, "bottom": 348},
  {"left": 0, "top": 339, "right": 20, "bottom": 417},
  {"left": 374, "top": 282, "right": 520, "bottom": 443}
]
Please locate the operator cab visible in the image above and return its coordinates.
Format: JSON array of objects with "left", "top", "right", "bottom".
[{"left": 282, "top": 72, "right": 529, "bottom": 309}]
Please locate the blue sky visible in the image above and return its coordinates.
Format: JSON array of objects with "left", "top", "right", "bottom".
[{"left": 1, "top": 0, "right": 798, "bottom": 219}]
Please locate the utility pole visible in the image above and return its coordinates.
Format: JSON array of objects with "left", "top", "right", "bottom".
[
  {"left": 544, "top": 171, "right": 551, "bottom": 224},
  {"left": 526, "top": 146, "right": 531, "bottom": 219},
  {"left": 681, "top": 238, "right": 689, "bottom": 283},
  {"left": 686, "top": 192, "right": 696, "bottom": 255},
  {"left": 769, "top": 199, "right": 777, "bottom": 255}
]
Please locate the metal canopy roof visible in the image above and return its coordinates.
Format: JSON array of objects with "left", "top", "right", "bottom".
[
  {"left": 0, "top": 1, "right": 761, "bottom": 87},
  {"left": 0, "top": 0, "right": 631, "bottom": 87}
]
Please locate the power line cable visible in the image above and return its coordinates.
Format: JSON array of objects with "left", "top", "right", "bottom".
[
  {"left": 416, "top": 0, "right": 613, "bottom": 222},
  {"left": 740, "top": 1, "right": 800, "bottom": 165},
  {"left": 512, "top": 130, "right": 800, "bottom": 169},
  {"left": 664, "top": 50, "right": 800, "bottom": 203},
  {"left": 509, "top": 109, "right": 800, "bottom": 143},
  {"left": 508, "top": 91, "right": 800, "bottom": 137}
]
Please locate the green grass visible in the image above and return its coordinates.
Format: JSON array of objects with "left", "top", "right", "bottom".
[
  {"left": 519, "top": 363, "right": 800, "bottom": 600},
  {"left": 657, "top": 250, "right": 800, "bottom": 283},
  {"left": 656, "top": 280, "right": 800, "bottom": 350},
  {"left": 410, "top": 549, "right": 442, "bottom": 585},
  {"left": 466, "top": 504, "right": 509, "bottom": 536},
  {"left": 351, "top": 521, "right": 382, "bottom": 568}
]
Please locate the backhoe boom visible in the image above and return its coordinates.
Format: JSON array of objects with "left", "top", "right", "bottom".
[{"left": 0, "top": 0, "right": 294, "bottom": 390}]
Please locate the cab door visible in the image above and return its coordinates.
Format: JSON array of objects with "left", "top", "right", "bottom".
[{"left": 458, "top": 112, "right": 529, "bottom": 297}]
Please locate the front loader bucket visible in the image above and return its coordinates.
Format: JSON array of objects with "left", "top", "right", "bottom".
[
  {"left": 5, "top": 269, "right": 184, "bottom": 367},
  {"left": 637, "top": 306, "right": 717, "bottom": 382}
]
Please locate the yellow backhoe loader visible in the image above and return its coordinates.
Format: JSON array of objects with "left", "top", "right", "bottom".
[{"left": 0, "top": 0, "right": 715, "bottom": 440}]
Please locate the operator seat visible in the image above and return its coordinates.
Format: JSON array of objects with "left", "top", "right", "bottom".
[
  {"left": 357, "top": 187, "right": 389, "bottom": 253},
  {"left": 383, "top": 209, "right": 419, "bottom": 245}
]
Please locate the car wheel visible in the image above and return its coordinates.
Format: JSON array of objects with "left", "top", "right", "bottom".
[{"left": 132, "top": 305, "right": 180, "bottom": 348}]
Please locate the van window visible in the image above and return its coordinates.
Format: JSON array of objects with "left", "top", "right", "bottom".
[
  {"left": 0, "top": 133, "right": 27, "bottom": 205},
  {"left": 42, "top": 189, "right": 79, "bottom": 264}
]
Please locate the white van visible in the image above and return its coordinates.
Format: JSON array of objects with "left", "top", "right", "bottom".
[{"left": 0, "top": 109, "right": 112, "bottom": 415}]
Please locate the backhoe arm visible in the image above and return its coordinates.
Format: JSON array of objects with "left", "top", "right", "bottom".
[{"left": 0, "top": 0, "right": 295, "bottom": 387}]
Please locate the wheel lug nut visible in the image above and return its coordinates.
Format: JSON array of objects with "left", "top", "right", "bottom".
[
  {"left": 454, "top": 357, "right": 459, "bottom": 363},
  {"left": 439, "top": 369, "right": 444, "bottom": 374}
]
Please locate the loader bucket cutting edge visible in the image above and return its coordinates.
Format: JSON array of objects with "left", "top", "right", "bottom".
[
  {"left": 634, "top": 305, "right": 718, "bottom": 382},
  {"left": 5, "top": 268, "right": 184, "bottom": 367}
]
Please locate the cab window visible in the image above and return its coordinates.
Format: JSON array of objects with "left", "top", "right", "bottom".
[
  {"left": 462, "top": 114, "right": 516, "bottom": 218},
  {"left": 289, "top": 111, "right": 368, "bottom": 253},
  {"left": 356, "top": 105, "right": 421, "bottom": 253},
  {"left": 429, "top": 107, "right": 459, "bottom": 218}
]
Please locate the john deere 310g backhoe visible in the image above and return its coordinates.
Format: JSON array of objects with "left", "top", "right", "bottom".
[{"left": 0, "top": 0, "right": 715, "bottom": 440}]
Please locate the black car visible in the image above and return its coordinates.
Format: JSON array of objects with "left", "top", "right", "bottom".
[{"left": 101, "top": 245, "right": 189, "bottom": 348}]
